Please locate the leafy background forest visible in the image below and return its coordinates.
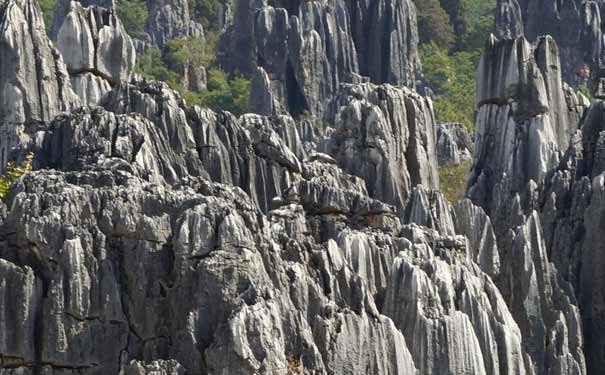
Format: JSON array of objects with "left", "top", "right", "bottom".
[{"left": 39, "top": 0, "right": 494, "bottom": 127}]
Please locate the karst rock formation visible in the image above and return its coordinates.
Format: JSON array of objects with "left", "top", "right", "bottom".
[{"left": 0, "top": 0, "right": 605, "bottom": 374}]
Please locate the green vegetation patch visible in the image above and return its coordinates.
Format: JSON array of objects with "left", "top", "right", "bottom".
[
  {"left": 438, "top": 160, "right": 471, "bottom": 203},
  {"left": 116, "top": 0, "right": 148, "bottom": 36},
  {"left": 184, "top": 69, "right": 251, "bottom": 116},
  {"left": 421, "top": 43, "right": 480, "bottom": 130},
  {"left": 415, "top": 0, "right": 496, "bottom": 131},
  {"left": 39, "top": 0, "right": 56, "bottom": 34},
  {"left": 136, "top": 36, "right": 251, "bottom": 116},
  {"left": 0, "top": 153, "right": 33, "bottom": 200}
]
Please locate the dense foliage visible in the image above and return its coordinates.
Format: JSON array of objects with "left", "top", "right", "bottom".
[
  {"left": 116, "top": 0, "right": 148, "bottom": 36},
  {"left": 420, "top": 43, "right": 480, "bottom": 130},
  {"left": 416, "top": 0, "right": 495, "bottom": 130},
  {"left": 0, "top": 153, "right": 33, "bottom": 200},
  {"left": 116, "top": 0, "right": 250, "bottom": 116},
  {"left": 184, "top": 69, "right": 251, "bottom": 116},
  {"left": 39, "top": 0, "right": 56, "bottom": 33},
  {"left": 415, "top": 0, "right": 455, "bottom": 49},
  {"left": 136, "top": 36, "right": 250, "bottom": 116},
  {"left": 438, "top": 160, "right": 471, "bottom": 202}
]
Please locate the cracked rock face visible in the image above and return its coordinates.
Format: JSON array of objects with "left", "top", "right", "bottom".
[
  {"left": 467, "top": 20, "right": 605, "bottom": 375},
  {"left": 0, "top": 0, "right": 604, "bottom": 373},
  {"left": 0, "top": 24, "right": 580, "bottom": 372},
  {"left": 0, "top": 0, "right": 80, "bottom": 170},
  {"left": 145, "top": 0, "right": 204, "bottom": 49},
  {"left": 219, "top": 0, "right": 420, "bottom": 118},
  {"left": 495, "top": 0, "right": 605, "bottom": 85},
  {"left": 469, "top": 35, "right": 586, "bottom": 212},
  {"left": 436, "top": 123, "right": 473, "bottom": 166},
  {"left": 321, "top": 83, "right": 439, "bottom": 212},
  {"left": 54, "top": 1, "right": 135, "bottom": 104}
]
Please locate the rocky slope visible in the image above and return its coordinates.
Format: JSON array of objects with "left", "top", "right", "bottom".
[{"left": 0, "top": 0, "right": 604, "bottom": 374}]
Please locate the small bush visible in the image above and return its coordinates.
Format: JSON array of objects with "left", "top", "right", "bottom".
[
  {"left": 165, "top": 37, "right": 213, "bottom": 69},
  {"left": 135, "top": 33, "right": 250, "bottom": 116},
  {"left": 414, "top": 0, "right": 455, "bottom": 50},
  {"left": 438, "top": 160, "right": 471, "bottom": 203},
  {"left": 0, "top": 153, "right": 33, "bottom": 200},
  {"left": 136, "top": 47, "right": 179, "bottom": 87}
]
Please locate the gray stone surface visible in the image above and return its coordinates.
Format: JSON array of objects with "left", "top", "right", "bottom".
[
  {"left": 467, "top": 19, "right": 602, "bottom": 375},
  {"left": 0, "top": 0, "right": 80, "bottom": 171},
  {"left": 53, "top": 1, "right": 135, "bottom": 104},
  {"left": 145, "top": 0, "right": 204, "bottom": 49},
  {"left": 219, "top": 0, "right": 420, "bottom": 118},
  {"left": 495, "top": 0, "right": 605, "bottom": 85},
  {"left": 436, "top": 123, "right": 473, "bottom": 166},
  {"left": 321, "top": 83, "right": 439, "bottom": 212},
  {"left": 469, "top": 35, "right": 586, "bottom": 212},
  {"left": 0, "top": 0, "right": 603, "bottom": 373}
]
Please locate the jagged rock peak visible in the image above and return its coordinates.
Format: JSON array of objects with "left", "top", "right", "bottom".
[
  {"left": 495, "top": 0, "right": 524, "bottom": 39},
  {"left": 219, "top": 0, "right": 421, "bottom": 118},
  {"left": 321, "top": 82, "right": 439, "bottom": 212},
  {"left": 436, "top": 123, "right": 474, "bottom": 166},
  {"left": 50, "top": 0, "right": 115, "bottom": 39},
  {"left": 145, "top": 0, "right": 204, "bottom": 49},
  {"left": 469, "top": 34, "right": 586, "bottom": 212},
  {"left": 494, "top": 0, "right": 604, "bottom": 85},
  {"left": 0, "top": 0, "right": 80, "bottom": 169},
  {"left": 53, "top": 1, "right": 136, "bottom": 105},
  {"left": 0, "top": 0, "right": 80, "bottom": 123},
  {"left": 55, "top": 1, "right": 136, "bottom": 83}
]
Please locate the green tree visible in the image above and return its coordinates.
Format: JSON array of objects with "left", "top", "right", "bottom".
[
  {"left": 187, "top": 68, "right": 250, "bottom": 116},
  {"left": 136, "top": 47, "right": 179, "bottom": 86},
  {"left": 38, "top": 0, "right": 56, "bottom": 34},
  {"left": 421, "top": 43, "right": 480, "bottom": 130},
  {"left": 116, "top": 0, "right": 148, "bottom": 36},
  {"left": 165, "top": 36, "right": 215, "bottom": 69},
  {"left": 460, "top": 14, "right": 494, "bottom": 51},
  {"left": 414, "top": 0, "right": 455, "bottom": 49}
]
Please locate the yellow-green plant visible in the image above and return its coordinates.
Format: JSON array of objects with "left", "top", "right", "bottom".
[
  {"left": 286, "top": 352, "right": 300, "bottom": 374},
  {"left": 0, "top": 153, "right": 33, "bottom": 200}
]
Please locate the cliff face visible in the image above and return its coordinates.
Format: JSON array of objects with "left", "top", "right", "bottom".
[
  {"left": 0, "top": 0, "right": 80, "bottom": 171},
  {"left": 496, "top": 0, "right": 605, "bottom": 85},
  {"left": 218, "top": 0, "right": 421, "bottom": 119},
  {"left": 469, "top": 23, "right": 605, "bottom": 375},
  {"left": 53, "top": 1, "right": 135, "bottom": 105},
  {"left": 0, "top": 0, "right": 604, "bottom": 374},
  {"left": 469, "top": 34, "right": 586, "bottom": 212}
]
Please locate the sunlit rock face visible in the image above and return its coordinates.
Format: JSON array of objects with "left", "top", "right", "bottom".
[
  {"left": 469, "top": 35, "right": 586, "bottom": 213},
  {"left": 0, "top": 0, "right": 600, "bottom": 373},
  {"left": 218, "top": 0, "right": 421, "bottom": 119},
  {"left": 436, "top": 123, "right": 473, "bottom": 166},
  {"left": 53, "top": 1, "right": 135, "bottom": 105},
  {"left": 496, "top": 0, "right": 605, "bottom": 86},
  {"left": 0, "top": 0, "right": 80, "bottom": 171}
]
